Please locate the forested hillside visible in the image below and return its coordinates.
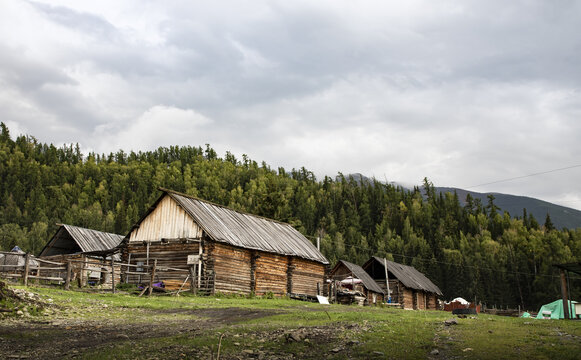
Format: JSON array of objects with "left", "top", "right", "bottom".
[{"left": 0, "top": 123, "right": 579, "bottom": 309}]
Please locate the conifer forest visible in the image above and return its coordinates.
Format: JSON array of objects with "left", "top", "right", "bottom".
[{"left": 0, "top": 123, "right": 579, "bottom": 309}]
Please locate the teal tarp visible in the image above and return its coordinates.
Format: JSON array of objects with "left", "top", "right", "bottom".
[{"left": 535, "top": 299, "right": 578, "bottom": 319}]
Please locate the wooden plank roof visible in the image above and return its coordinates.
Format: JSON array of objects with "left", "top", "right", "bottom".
[
  {"left": 39, "top": 224, "right": 124, "bottom": 257},
  {"left": 331, "top": 260, "right": 385, "bottom": 294},
  {"left": 158, "top": 189, "right": 329, "bottom": 264},
  {"left": 366, "top": 256, "right": 443, "bottom": 296}
]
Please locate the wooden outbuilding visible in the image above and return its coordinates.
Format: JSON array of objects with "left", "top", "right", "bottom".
[
  {"left": 38, "top": 224, "right": 124, "bottom": 286},
  {"left": 362, "top": 256, "right": 442, "bottom": 310},
  {"left": 40, "top": 224, "right": 124, "bottom": 258},
  {"left": 329, "top": 260, "right": 385, "bottom": 305},
  {"left": 121, "top": 188, "right": 329, "bottom": 297}
]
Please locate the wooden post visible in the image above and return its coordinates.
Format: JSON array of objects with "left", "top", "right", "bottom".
[
  {"left": 197, "top": 243, "right": 202, "bottom": 289},
  {"left": 560, "top": 268, "right": 570, "bottom": 320},
  {"left": 384, "top": 258, "right": 391, "bottom": 302},
  {"left": 78, "top": 256, "right": 86, "bottom": 288},
  {"left": 124, "top": 253, "right": 131, "bottom": 284},
  {"left": 111, "top": 257, "right": 116, "bottom": 294},
  {"left": 148, "top": 259, "right": 157, "bottom": 296},
  {"left": 190, "top": 265, "right": 198, "bottom": 295},
  {"left": 65, "top": 260, "right": 72, "bottom": 290},
  {"left": 287, "top": 256, "right": 294, "bottom": 295},
  {"left": 250, "top": 251, "right": 257, "bottom": 294},
  {"left": 23, "top": 253, "right": 30, "bottom": 286}
]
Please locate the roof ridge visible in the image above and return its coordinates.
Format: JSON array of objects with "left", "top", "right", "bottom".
[{"left": 58, "top": 223, "right": 123, "bottom": 237}]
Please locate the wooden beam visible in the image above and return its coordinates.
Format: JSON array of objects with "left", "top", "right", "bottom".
[
  {"left": 111, "top": 257, "right": 116, "bottom": 294},
  {"left": 560, "top": 268, "right": 570, "bottom": 320},
  {"left": 148, "top": 259, "right": 157, "bottom": 296},
  {"left": 65, "top": 261, "right": 71, "bottom": 290},
  {"left": 23, "top": 253, "right": 30, "bottom": 286}
]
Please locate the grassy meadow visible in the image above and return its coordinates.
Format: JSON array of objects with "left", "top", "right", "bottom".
[{"left": 1, "top": 285, "right": 580, "bottom": 359}]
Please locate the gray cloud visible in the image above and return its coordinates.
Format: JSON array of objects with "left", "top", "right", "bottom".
[{"left": 1, "top": 0, "right": 581, "bottom": 210}]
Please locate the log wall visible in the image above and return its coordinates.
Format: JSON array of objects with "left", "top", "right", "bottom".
[
  {"left": 402, "top": 288, "right": 414, "bottom": 309},
  {"left": 254, "top": 252, "right": 287, "bottom": 296},
  {"left": 123, "top": 240, "right": 199, "bottom": 290},
  {"left": 427, "top": 294, "right": 438, "bottom": 310},
  {"left": 209, "top": 242, "right": 252, "bottom": 294},
  {"left": 289, "top": 258, "right": 325, "bottom": 296},
  {"left": 128, "top": 195, "right": 203, "bottom": 242},
  {"left": 417, "top": 291, "right": 427, "bottom": 310}
]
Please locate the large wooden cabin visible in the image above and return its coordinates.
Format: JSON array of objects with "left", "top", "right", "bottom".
[
  {"left": 122, "top": 189, "right": 329, "bottom": 296},
  {"left": 362, "top": 256, "right": 442, "bottom": 310}
]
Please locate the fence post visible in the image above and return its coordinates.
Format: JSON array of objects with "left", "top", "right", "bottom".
[
  {"left": 65, "top": 260, "right": 72, "bottom": 290},
  {"left": 23, "top": 253, "right": 30, "bottom": 286},
  {"left": 111, "top": 258, "right": 116, "bottom": 294},
  {"left": 189, "top": 265, "right": 197, "bottom": 295},
  {"left": 148, "top": 259, "right": 157, "bottom": 296}
]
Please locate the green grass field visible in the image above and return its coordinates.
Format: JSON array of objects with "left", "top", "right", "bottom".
[{"left": 1, "top": 285, "right": 580, "bottom": 359}]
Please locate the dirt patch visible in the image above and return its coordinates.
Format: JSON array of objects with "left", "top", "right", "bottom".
[
  {"left": 157, "top": 306, "right": 280, "bottom": 324},
  {"left": 0, "top": 306, "right": 282, "bottom": 359}
]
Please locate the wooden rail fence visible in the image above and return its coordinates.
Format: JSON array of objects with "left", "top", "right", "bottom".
[{"left": 0, "top": 251, "right": 214, "bottom": 295}]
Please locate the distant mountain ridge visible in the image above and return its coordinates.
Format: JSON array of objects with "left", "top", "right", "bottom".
[
  {"left": 435, "top": 187, "right": 581, "bottom": 230},
  {"left": 345, "top": 173, "right": 581, "bottom": 230}
]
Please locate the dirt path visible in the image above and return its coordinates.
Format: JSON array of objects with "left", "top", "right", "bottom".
[{"left": 0, "top": 307, "right": 279, "bottom": 359}]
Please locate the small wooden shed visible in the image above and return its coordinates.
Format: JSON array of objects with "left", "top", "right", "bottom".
[
  {"left": 362, "top": 256, "right": 442, "bottom": 310},
  {"left": 38, "top": 224, "right": 124, "bottom": 286},
  {"left": 40, "top": 224, "right": 124, "bottom": 258},
  {"left": 329, "top": 260, "right": 385, "bottom": 305},
  {"left": 122, "top": 188, "right": 329, "bottom": 297}
]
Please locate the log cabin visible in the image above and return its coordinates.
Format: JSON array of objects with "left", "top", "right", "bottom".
[
  {"left": 38, "top": 224, "right": 124, "bottom": 286},
  {"left": 121, "top": 188, "right": 329, "bottom": 296},
  {"left": 362, "top": 256, "right": 442, "bottom": 310},
  {"left": 329, "top": 260, "right": 385, "bottom": 305}
]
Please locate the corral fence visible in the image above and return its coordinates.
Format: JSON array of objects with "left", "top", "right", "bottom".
[{"left": 0, "top": 251, "right": 214, "bottom": 296}]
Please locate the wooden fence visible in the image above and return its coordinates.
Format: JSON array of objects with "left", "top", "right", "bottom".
[{"left": 0, "top": 251, "right": 214, "bottom": 295}]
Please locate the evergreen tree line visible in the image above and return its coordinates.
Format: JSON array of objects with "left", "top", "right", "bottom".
[{"left": 0, "top": 123, "right": 579, "bottom": 309}]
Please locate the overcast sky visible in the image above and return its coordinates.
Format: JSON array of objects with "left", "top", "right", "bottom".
[{"left": 1, "top": 0, "right": 581, "bottom": 210}]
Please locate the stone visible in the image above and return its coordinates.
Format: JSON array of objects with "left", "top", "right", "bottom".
[
  {"left": 330, "top": 347, "right": 341, "bottom": 353},
  {"left": 444, "top": 318, "right": 458, "bottom": 326},
  {"left": 372, "top": 351, "right": 384, "bottom": 356},
  {"left": 430, "top": 349, "right": 440, "bottom": 355},
  {"left": 287, "top": 332, "right": 304, "bottom": 342}
]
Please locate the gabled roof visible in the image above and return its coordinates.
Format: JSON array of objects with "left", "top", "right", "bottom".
[
  {"left": 132, "top": 189, "right": 329, "bottom": 264},
  {"left": 331, "top": 260, "right": 385, "bottom": 294},
  {"left": 39, "top": 224, "right": 124, "bottom": 257},
  {"left": 365, "top": 256, "right": 443, "bottom": 296}
]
